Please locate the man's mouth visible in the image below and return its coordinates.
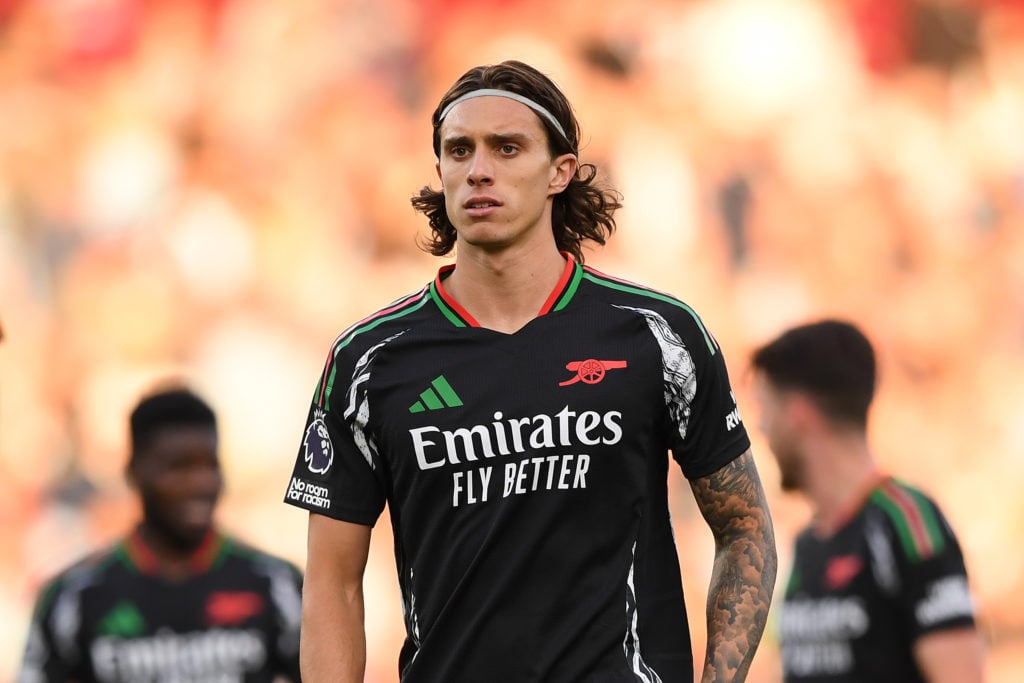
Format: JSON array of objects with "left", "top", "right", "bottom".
[{"left": 179, "top": 499, "right": 216, "bottom": 526}]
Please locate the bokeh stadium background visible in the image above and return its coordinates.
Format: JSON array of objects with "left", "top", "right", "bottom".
[{"left": 1, "top": 0, "right": 1022, "bottom": 680}]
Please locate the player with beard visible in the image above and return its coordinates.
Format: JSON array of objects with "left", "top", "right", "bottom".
[
  {"left": 750, "top": 320, "right": 985, "bottom": 682},
  {"left": 17, "top": 385, "right": 304, "bottom": 683}
]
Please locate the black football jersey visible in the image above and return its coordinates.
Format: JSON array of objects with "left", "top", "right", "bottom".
[
  {"left": 284, "top": 259, "right": 751, "bottom": 682},
  {"left": 780, "top": 477, "right": 976, "bottom": 682},
  {"left": 17, "top": 530, "right": 303, "bottom": 683}
]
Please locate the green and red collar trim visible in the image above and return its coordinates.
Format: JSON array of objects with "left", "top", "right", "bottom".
[
  {"left": 430, "top": 254, "right": 582, "bottom": 327},
  {"left": 119, "top": 527, "right": 227, "bottom": 576}
]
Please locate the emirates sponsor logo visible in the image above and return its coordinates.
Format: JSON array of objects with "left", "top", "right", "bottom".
[{"left": 409, "top": 405, "right": 623, "bottom": 508}]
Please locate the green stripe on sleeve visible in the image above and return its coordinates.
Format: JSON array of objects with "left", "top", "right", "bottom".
[
  {"left": 323, "top": 296, "right": 429, "bottom": 409},
  {"left": 582, "top": 272, "right": 717, "bottom": 354},
  {"left": 871, "top": 490, "right": 924, "bottom": 563},
  {"left": 905, "top": 486, "right": 947, "bottom": 555}
]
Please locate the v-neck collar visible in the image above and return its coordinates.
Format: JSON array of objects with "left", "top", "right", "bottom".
[{"left": 429, "top": 254, "right": 583, "bottom": 328}]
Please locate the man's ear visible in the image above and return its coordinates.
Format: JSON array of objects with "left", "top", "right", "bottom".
[
  {"left": 789, "top": 393, "right": 825, "bottom": 433},
  {"left": 548, "top": 154, "right": 578, "bottom": 195},
  {"left": 435, "top": 161, "right": 442, "bottom": 184},
  {"left": 124, "top": 459, "right": 139, "bottom": 491}
]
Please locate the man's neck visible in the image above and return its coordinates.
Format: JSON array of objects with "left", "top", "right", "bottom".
[
  {"left": 444, "top": 244, "right": 568, "bottom": 333},
  {"left": 804, "top": 435, "right": 882, "bottom": 537},
  {"left": 134, "top": 522, "right": 216, "bottom": 580}
]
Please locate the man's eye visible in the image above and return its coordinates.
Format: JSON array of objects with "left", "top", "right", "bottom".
[
  {"left": 450, "top": 146, "right": 468, "bottom": 157},
  {"left": 500, "top": 144, "right": 517, "bottom": 154}
]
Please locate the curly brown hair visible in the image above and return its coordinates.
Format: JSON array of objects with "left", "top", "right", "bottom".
[{"left": 410, "top": 60, "right": 622, "bottom": 263}]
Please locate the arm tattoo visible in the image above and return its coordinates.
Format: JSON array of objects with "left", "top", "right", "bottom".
[{"left": 690, "top": 449, "right": 778, "bottom": 682}]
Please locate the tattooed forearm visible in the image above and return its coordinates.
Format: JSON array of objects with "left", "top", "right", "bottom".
[{"left": 690, "top": 449, "right": 778, "bottom": 682}]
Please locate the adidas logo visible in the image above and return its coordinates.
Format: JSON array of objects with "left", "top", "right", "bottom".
[
  {"left": 409, "top": 375, "right": 464, "bottom": 413},
  {"left": 99, "top": 601, "right": 147, "bottom": 637}
]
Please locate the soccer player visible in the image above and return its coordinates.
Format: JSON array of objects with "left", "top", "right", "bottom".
[
  {"left": 749, "top": 320, "right": 985, "bottom": 682},
  {"left": 18, "top": 385, "right": 303, "bottom": 683},
  {"left": 285, "top": 60, "right": 777, "bottom": 682}
]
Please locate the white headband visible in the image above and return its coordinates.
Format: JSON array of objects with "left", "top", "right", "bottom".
[{"left": 438, "top": 88, "right": 569, "bottom": 142}]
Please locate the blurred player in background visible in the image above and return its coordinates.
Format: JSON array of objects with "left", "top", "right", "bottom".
[
  {"left": 750, "top": 319, "right": 985, "bottom": 682},
  {"left": 285, "top": 59, "right": 776, "bottom": 682},
  {"left": 17, "top": 385, "right": 303, "bottom": 683}
]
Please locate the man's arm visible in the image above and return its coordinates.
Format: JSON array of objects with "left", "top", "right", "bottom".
[
  {"left": 914, "top": 626, "right": 986, "bottom": 683},
  {"left": 301, "top": 513, "right": 372, "bottom": 683},
  {"left": 16, "top": 577, "right": 79, "bottom": 683},
  {"left": 689, "top": 449, "right": 777, "bottom": 682}
]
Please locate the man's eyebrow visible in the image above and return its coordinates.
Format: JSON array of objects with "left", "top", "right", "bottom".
[
  {"left": 441, "top": 134, "right": 472, "bottom": 150},
  {"left": 485, "top": 132, "right": 530, "bottom": 145},
  {"left": 441, "top": 132, "right": 533, "bottom": 151}
]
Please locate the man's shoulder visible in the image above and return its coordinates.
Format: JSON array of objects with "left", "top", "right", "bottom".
[
  {"left": 49, "top": 542, "right": 122, "bottom": 582},
  {"left": 577, "top": 265, "right": 720, "bottom": 353},
  {"left": 867, "top": 477, "right": 944, "bottom": 521},
  {"left": 32, "top": 542, "right": 122, "bottom": 615},
  {"left": 219, "top": 535, "right": 303, "bottom": 580},
  {"left": 578, "top": 265, "right": 688, "bottom": 305},
  {"left": 866, "top": 477, "right": 955, "bottom": 563},
  {"left": 325, "top": 284, "right": 437, "bottom": 356}
]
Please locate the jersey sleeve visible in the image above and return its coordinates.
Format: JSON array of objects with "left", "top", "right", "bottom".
[
  {"left": 870, "top": 482, "right": 976, "bottom": 640},
  {"left": 263, "top": 558, "right": 305, "bottom": 682},
  {"left": 17, "top": 577, "right": 81, "bottom": 683},
  {"left": 283, "top": 344, "right": 387, "bottom": 527},
  {"left": 660, "top": 308, "right": 750, "bottom": 479}
]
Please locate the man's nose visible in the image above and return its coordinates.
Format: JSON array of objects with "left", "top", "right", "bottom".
[
  {"left": 188, "top": 464, "right": 223, "bottom": 496},
  {"left": 467, "top": 152, "right": 493, "bottom": 186}
]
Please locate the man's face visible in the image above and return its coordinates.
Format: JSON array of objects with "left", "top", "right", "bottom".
[
  {"left": 131, "top": 425, "right": 222, "bottom": 549},
  {"left": 752, "top": 375, "right": 805, "bottom": 492},
  {"left": 435, "top": 95, "right": 575, "bottom": 254}
]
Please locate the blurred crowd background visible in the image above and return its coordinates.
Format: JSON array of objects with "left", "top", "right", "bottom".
[{"left": 1, "top": 0, "right": 1022, "bottom": 680}]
